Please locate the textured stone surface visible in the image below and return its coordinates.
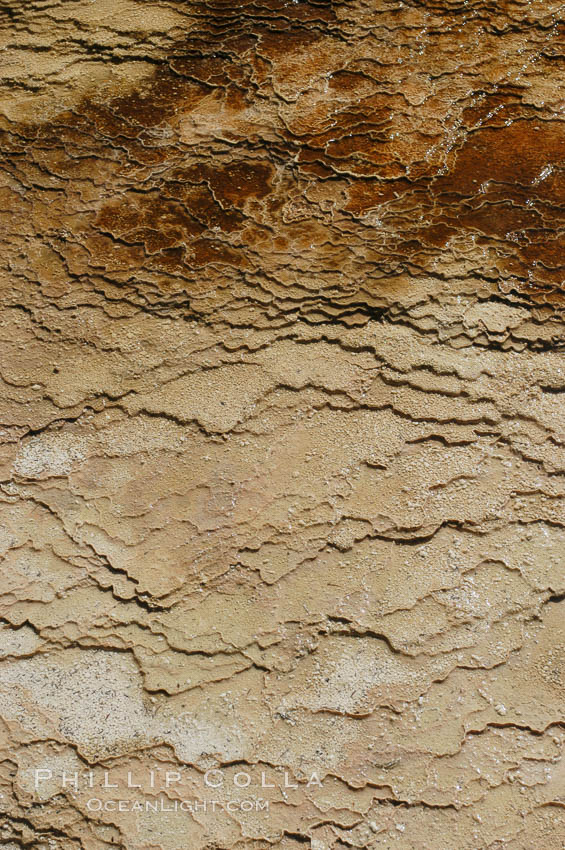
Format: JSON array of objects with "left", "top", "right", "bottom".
[{"left": 1, "top": 1, "right": 565, "bottom": 848}]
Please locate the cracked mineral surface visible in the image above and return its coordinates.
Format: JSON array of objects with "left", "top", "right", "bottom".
[{"left": 1, "top": 0, "right": 565, "bottom": 848}]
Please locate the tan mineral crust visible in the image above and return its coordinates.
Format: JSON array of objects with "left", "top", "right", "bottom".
[{"left": 1, "top": 0, "right": 565, "bottom": 848}]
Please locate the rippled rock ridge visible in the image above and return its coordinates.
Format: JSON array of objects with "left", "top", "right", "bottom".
[{"left": 1, "top": 1, "right": 565, "bottom": 848}]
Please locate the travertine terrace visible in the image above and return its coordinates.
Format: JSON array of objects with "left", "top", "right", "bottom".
[{"left": 1, "top": 1, "right": 565, "bottom": 848}]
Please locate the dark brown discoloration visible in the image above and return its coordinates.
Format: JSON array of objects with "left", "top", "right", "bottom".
[{"left": 3, "top": 7, "right": 563, "bottom": 320}]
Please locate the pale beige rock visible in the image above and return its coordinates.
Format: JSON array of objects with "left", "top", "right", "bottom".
[{"left": 1, "top": 0, "right": 565, "bottom": 847}]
